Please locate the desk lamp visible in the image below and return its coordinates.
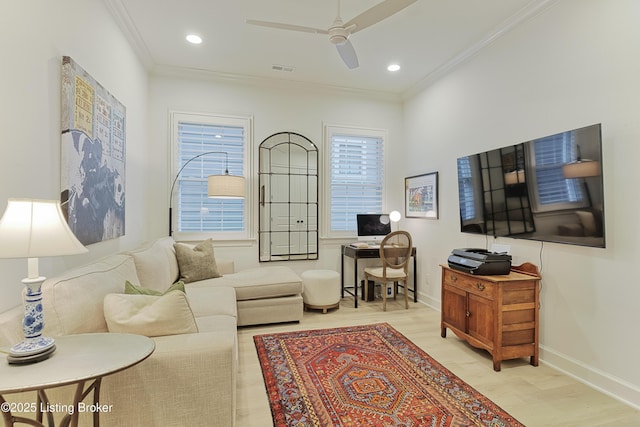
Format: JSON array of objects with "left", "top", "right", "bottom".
[
  {"left": 0, "top": 199, "right": 87, "bottom": 363},
  {"left": 389, "top": 210, "right": 401, "bottom": 231}
]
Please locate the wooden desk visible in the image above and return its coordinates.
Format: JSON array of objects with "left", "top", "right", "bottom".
[
  {"left": 0, "top": 333, "right": 155, "bottom": 427},
  {"left": 341, "top": 244, "right": 417, "bottom": 308}
]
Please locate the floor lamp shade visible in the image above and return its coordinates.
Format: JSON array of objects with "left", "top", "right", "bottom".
[
  {"left": 562, "top": 161, "right": 601, "bottom": 178},
  {"left": 208, "top": 174, "right": 246, "bottom": 198},
  {"left": 0, "top": 198, "right": 87, "bottom": 361},
  {"left": 169, "top": 151, "right": 246, "bottom": 235},
  {"left": 504, "top": 170, "right": 526, "bottom": 185}
]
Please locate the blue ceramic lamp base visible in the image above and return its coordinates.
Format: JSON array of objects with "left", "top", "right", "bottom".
[{"left": 6, "top": 276, "right": 56, "bottom": 364}]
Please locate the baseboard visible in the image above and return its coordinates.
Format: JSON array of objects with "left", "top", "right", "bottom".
[
  {"left": 416, "top": 293, "right": 439, "bottom": 312},
  {"left": 422, "top": 296, "right": 640, "bottom": 411},
  {"left": 540, "top": 346, "right": 640, "bottom": 410}
]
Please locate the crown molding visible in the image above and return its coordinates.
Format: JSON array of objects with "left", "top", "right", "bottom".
[
  {"left": 401, "top": 0, "right": 559, "bottom": 100},
  {"left": 102, "top": 0, "right": 154, "bottom": 69},
  {"left": 151, "top": 64, "right": 403, "bottom": 103},
  {"left": 104, "top": 0, "right": 557, "bottom": 103}
]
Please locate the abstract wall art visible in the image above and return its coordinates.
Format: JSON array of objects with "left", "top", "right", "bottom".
[{"left": 60, "top": 56, "right": 126, "bottom": 245}]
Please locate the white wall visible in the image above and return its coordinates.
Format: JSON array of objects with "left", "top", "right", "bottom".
[
  {"left": 2, "top": 0, "right": 637, "bottom": 410},
  {"left": 0, "top": 0, "right": 149, "bottom": 311},
  {"left": 403, "top": 0, "right": 640, "bottom": 407},
  {"left": 148, "top": 74, "right": 404, "bottom": 277}
]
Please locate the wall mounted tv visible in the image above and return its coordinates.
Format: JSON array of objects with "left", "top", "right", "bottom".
[{"left": 456, "top": 123, "right": 605, "bottom": 248}]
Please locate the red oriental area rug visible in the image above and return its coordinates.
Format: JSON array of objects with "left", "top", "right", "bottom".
[{"left": 254, "top": 323, "right": 524, "bottom": 427}]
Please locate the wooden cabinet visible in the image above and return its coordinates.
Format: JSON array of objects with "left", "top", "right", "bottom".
[{"left": 441, "top": 262, "right": 540, "bottom": 371}]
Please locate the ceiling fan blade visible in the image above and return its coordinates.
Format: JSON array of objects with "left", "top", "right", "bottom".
[
  {"left": 345, "top": 0, "right": 417, "bottom": 34},
  {"left": 246, "top": 19, "right": 328, "bottom": 35},
  {"left": 336, "top": 40, "right": 359, "bottom": 69}
]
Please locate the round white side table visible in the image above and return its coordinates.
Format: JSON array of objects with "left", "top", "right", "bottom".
[{"left": 0, "top": 333, "right": 155, "bottom": 427}]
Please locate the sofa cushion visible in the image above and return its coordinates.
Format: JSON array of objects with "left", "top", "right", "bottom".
[
  {"left": 103, "top": 291, "right": 198, "bottom": 337},
  {"left": 189, "top": 266, "right": 302, "bottom": 301},
  {"left": 127, "top": 237, "right": 180, "bottom": 292},
  {"left": 195, "top": 314, "right": 237, "bottom": 334},
  {"left": 40, "top": 254, "right": 139, "bottom": 336},
  {"left": 237, "top": 294, "right": 304, "bottom": 326},
  {"left": 174, "top": 239, "right": 221, "bottom": 283},
  {"left": 125, "top": 280, "right": 185, "bottom": 296},
  {"left": 0, "top": 305, "right": 25, "bottom": 348},
  {"left": 576, "top": 210, "right": 603, "bottom": 237},
  {"left": 185, "top": 286, "right": 237, "bottom": 319}
]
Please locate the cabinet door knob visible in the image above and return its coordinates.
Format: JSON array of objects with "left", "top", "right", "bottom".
[
  {"left": 450, "top": 275, "right": 457, "bottom": 282},
  {"left": 476, "top": 283, "right": 485, "bottom": 291},
  {"left": 466, "top": 310, "right": 471, "bottom": 317}
]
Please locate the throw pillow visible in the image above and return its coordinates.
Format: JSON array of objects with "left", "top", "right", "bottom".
[
  {"left": 173, "top": 239, "right": 221, "bottom": 283},
  {"left": 103, "top": 290, "right": 198, "bottom": 337},
  {"left": 124, "top": 280, "right": 185, "bottom": 296}
]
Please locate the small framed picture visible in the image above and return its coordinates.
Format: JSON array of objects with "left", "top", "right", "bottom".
[{"left": 405, "top": 172, "right": 439, "bottom": 219}]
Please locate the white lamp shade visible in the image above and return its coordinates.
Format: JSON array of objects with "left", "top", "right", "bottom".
[
  {"left": 0, "top": 199, "right": 87, "bottom": 259},
  {"left": 207, "top": 174, "right": 245, "bottom": 198},
  {"left": 389, "top": 210, "right": 402, "bottom": 223},
  {"left": 562, "top": 161, "right": 601, "bottom": 179}
]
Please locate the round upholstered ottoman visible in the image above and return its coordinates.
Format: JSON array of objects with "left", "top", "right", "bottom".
[{"left": 301, "top": 270, "right": 341, "bottom": 314}]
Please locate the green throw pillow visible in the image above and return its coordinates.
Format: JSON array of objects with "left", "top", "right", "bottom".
[{"left": 124, "top": 280, "right": 185, "bottom": 296}]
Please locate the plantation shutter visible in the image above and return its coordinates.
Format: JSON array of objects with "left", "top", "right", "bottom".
[
  {"left": 176, "top": 122, "right": 245, "bottom": 232},
  {"left": 457, "top": 157, "right": 475, "bottom": 220},
  {"left": 533, "top": 131, "right": 584, "bottom": 205},
  {"left": 330, "top": 134, "right": 384, "bottom": 233}
]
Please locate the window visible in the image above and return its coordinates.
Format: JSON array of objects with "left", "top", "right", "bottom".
[
  {"left": 324, "top": 125, "right": 385, "bottom": 237},
  {"left": 171, "top": 112, "right": 251, "bottom": 240},
  {"left": 457, "top": 156, "right": 475, "bottom": 221},
  {"left": 529, "top": 130, "right": 586, "bottom": 211}
]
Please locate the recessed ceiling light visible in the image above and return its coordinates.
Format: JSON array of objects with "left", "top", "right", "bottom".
[
  {"left": 387, "top": 64, "right": 401, "bottom": 72},
  {"left": 186, "top": 34, "right": 203, "bottom": 44}
]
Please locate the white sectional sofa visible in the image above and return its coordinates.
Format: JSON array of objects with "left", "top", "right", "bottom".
[{"left": 0, "top": 236, "right": 303, "bottom": 426}]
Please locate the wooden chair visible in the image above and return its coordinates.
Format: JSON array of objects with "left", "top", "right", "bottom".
[{"left": 363, "top": 230, "right": 413, "bottom": 311}]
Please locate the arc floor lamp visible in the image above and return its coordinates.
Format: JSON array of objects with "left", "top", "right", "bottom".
[{"left": 169, "top": 151, "right": 246, "bottom": 235}]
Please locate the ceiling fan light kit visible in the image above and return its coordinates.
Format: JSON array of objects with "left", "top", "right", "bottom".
[
  {"left": 247, "top": 0, "right": 417, "bottom": 69},
  {"left": 328, "top": 21, "right": 351, "bottom": 45}
]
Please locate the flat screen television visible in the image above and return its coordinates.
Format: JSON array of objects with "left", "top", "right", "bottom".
[
  {"left": 456, "top": 123, "right": 605, "bottom": 248},
  {"left": 356, "top": 214, "right": 391, "bottom": 243}
]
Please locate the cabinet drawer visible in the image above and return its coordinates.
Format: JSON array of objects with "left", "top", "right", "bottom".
[{"left": 443, "top": 271, "right": 495, "bottom": 298}]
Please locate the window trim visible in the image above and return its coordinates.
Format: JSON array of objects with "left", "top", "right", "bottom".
[
  {"left": 322, "top": 123, "right": 387, "bottom": 239},
  {"left": 170, "top": 111, "right": 253, "bottom": 241}
]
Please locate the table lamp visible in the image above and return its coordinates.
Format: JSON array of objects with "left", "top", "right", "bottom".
[{"left": 0, "top": 199, "right": 87, "bottom": 363}]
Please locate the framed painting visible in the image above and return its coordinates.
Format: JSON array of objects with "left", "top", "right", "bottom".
[
  {"left": 60, "top": 56, "right": 126, "bottom": 245},
  {"left": 405, "top": 172, "right": 439, "bottom": 219}
]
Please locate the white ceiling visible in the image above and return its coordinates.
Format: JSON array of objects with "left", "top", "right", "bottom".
[{"left": 104, "top": 0, "right": 554, "bottom": 98}]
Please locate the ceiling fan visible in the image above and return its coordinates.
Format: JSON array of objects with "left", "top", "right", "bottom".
[{"left": 246, "top": 0, "right": 417, "bottom": 69}]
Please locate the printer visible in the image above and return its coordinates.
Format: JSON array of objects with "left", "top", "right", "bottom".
[{"left": 447, "top": 248, "right": 512, "bottom": 275}]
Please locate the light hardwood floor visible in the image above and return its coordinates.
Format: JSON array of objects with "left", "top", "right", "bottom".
[{"left": 236, "top": 297, "right": 640, "bottom": 426}]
